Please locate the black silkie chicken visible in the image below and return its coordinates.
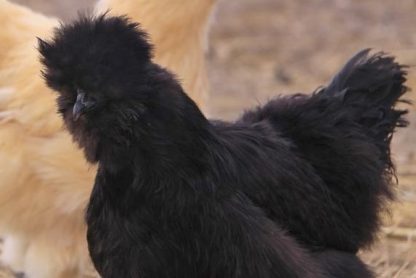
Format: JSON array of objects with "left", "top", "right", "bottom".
[{"left": 39, "top": 15, "right": 408, "bottom": 278}]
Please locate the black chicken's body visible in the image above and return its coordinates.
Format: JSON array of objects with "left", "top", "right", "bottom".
[{"left": 40, "top": 15, "right": 408, "bottom": 278}]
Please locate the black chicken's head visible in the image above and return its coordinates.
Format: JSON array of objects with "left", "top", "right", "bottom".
[
  {"left": 39, "top": 13, "right": 206, "bottom": 164},
  {"left": 39, "top": 13, "right": 154, "bottom": 124},
  {"left": 38, "top": 14, "right": 159, "bottom": 162}
]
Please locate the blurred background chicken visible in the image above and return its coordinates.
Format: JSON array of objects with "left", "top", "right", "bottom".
[{"left": 0, "top": 0, "right": 216, "bottom": 277}]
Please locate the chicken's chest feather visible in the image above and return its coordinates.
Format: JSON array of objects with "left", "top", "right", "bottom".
[{"left": 85, "top": 165, "right": 221, "bottom": 276}]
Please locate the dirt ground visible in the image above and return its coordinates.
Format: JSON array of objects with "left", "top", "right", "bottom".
[{"left": 2, "top": 0, "right": 416, "bottom": 277}]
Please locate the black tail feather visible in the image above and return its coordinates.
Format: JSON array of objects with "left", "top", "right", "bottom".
[
  {"left": 321, "top": 49, "right": 409, "bottom": 175},
  {"left": 239, "top": 49, "right": 409, "bottom": 252},
  {"left": 326, "top": 49, "right": 407, "bottom": 106}
]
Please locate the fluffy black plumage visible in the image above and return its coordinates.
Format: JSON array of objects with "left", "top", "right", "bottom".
[
  {"left": 39, "top": 14, "right": 408, "bottom": 278},
  {"left": 239, "top": 50, "right": 408, "bottom": 253}
]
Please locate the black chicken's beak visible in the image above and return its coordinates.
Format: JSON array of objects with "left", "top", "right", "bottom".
[
  {"left": 73, "top": 92, "right": 86, "bottom": 121},
  {"left": 73, "top": 90, "right": 97, "bottom": 121}
]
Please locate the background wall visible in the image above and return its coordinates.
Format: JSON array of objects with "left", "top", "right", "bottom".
[{"left": 4, "top": 0, "right": 416, "bottom": 277}]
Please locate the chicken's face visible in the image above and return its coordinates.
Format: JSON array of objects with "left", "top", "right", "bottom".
[
  {"left": 39, "top": 14, "right": 154, "bottom": 162},
  {"left": 54, "top": 85, "right": 106, "bottom": 125},
  {"left": 46, "top": 79, "right": 122, "bottom": 162}
]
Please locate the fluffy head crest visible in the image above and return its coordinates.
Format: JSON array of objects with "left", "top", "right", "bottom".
[{"left": 38, "top": 13, "right": 153, "bottom": 93}]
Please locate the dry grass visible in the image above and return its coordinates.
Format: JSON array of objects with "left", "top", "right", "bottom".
[{"left": 1, "top": 0, "right": 416, "bottom": 277}]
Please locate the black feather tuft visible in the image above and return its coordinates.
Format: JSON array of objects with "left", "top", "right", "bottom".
[{"left": 39, "top": 13, "right": 153, "bottom": 94}]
